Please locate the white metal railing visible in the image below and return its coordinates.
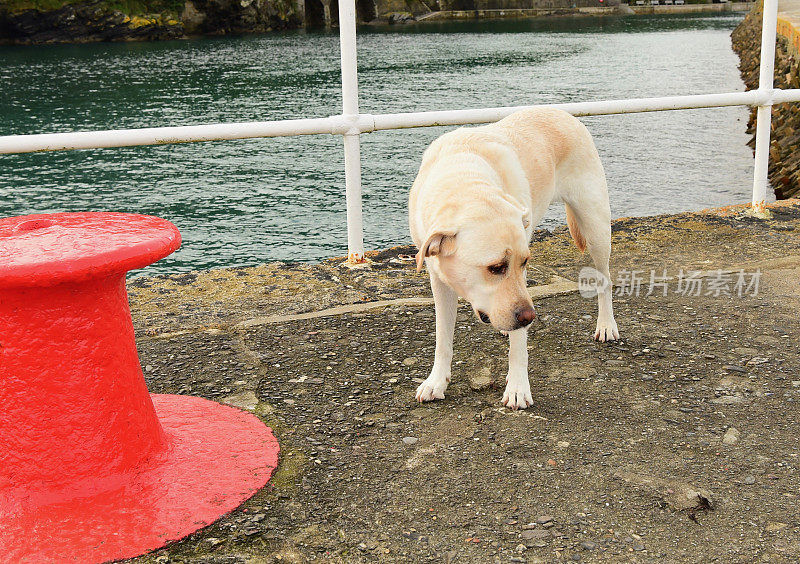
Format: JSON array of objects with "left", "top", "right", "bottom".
[{"left": 0, "top": 0, "right": 793, "bottom": 263}]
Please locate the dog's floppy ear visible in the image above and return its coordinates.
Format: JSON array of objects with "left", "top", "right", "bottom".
[
  {"left": 415, "top": 230, "right": 457, "bottom": 272},
  {"left": 520, "top": 207, "right": 530, "bottom": 229},
  {"left": 500, "top": 193, "right": 530, "bottom": 228}
]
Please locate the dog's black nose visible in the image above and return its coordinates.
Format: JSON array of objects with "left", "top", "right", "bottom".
[
  {"left": 515, "top": 307, "right": 536, "bottom": 327},
  {"left": 478, "top": 311, "right": 490, "bottom": 324}
]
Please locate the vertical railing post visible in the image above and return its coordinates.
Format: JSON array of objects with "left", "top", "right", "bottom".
[
  {"left": 751, "top": 0, "right": 779, "bottom": 215},
  {"left": 338, "top": 0, "right": 366, "bottom": 264}
]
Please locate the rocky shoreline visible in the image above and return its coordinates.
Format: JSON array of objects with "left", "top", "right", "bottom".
[
  {"left": 0, "top": 0, "right": 300, "bottom": 45},
  {"left": 0, "top": 2, "right": 183, "bottom": 44},
  {"left": 0, "top": 0, "right": 749, "bottom": 45},
  {"left": 732, "top": 3, "right": 800, "bottom": 199}
]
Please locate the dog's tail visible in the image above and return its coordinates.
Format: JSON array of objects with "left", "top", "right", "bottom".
[{"left": 565, "top": 204, "right": 587, "bottom": 253}]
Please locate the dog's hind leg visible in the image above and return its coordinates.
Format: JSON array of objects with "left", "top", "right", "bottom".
[
  {"left": 416, "top": 270, "right": 458, "bottom": 402},
  {"left": 502, "top": 328, "right": 533, "bottom": 410},
  {"left": 562, "top": 174, "right": 619, "bottom": 343},
  {"left": 585, "top": 224, "right": 619, "bottom": 342}
]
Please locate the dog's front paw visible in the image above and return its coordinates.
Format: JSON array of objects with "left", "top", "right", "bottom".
[
  {"left": 415, "top": 374, "right": 449, "bottom": 403},
  {"left": 502, "top": 378, "right": 533, "bottom": 410},
  {"left": 593, "top": 317, "right": 619, "bottom": 343}
]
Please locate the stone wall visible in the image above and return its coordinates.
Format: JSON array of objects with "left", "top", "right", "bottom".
[
  {"left": 732, "top": 4, "right": 800, "bottom": 199},
  {"left": 377, "top": 0, "right": 610, "bottom": 21},
  {"left": 1, "top": 0, "right": 755, "bottom": 44},
  {"left": 0, "top": 0, "right": 301, "bottom": 44},
  {"left": 0, "top": 0, "right": 630, "bottom": 43},
  {"left": 181, "top": 0, "right": 299, "bottom": 35},
  {"left": 0, "top": 1, "right": 184, "bottom": 43}
]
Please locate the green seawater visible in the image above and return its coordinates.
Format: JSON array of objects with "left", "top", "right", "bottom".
[{"left": 0, "top": 14, "right": 757, "bottom": 274}]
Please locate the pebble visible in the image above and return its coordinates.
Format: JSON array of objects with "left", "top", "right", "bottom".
[
  {"left": 711, "top": 395, "right": 744, "bottom": 405},
  {"left": 222, "top": 390, "right": 260, "bottom": 412},
  {"left": 402, "top": 436, "right": 419, "bottom": 445},
  {"left": 470, "top": 368, "right": 492, "bottom": 391},
  {"left": 744, "top": 475, "right": 756, "bottom": 485},
  {"left": 746, "top": 357, "right": 769, "bottom": 366},
  {"left": 522, "top": 529, "right": 550, "bottom": 540},
  {"left": 754, "top": 335, "right": 780, "bottom": 345},
  {"left": 570, "top": 554, "right": 582, "bottom": 561},
  {"left": 766, "top": 522, "right": 788, "bottom": 532},
  {"left": 206, "top": 537, "right": 224, "bottom": 546},
  {"left": 632, "top": 542, "right": 645, "bottom": 551},
  {"left": 515, "top": 543, "right": 527, "bottom": 553},
  {"left": 722, "top": 427, "right": 740, "bottom": 445},
  {"left": 536, "top": 515, "right": 554, "bottom": 525},
  {"left": 580, "top": 540, "right": 597, "bottom": 550}
]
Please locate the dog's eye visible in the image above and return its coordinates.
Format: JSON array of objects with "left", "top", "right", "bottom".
[{"left": 488, "top": 262, "right": 507, "bottom": 276}]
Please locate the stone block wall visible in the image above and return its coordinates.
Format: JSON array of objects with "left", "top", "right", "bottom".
[{"left": 733, "top": 4, "right": 800, "bottom": 199}]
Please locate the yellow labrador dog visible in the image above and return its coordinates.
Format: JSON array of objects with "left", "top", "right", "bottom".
[{"left": 409, "top": 107, "right": 619, "bottom": 410}]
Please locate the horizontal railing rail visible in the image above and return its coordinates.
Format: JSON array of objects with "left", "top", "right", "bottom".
[
  {"left": 0, "top": 0, "right": 787, "bottom": 263},
  {"left": 3, "top": 89, "right": 799, "bottom": 155},
  {"left": 0, "top": 89, "right": 800, "bottom": 154}
]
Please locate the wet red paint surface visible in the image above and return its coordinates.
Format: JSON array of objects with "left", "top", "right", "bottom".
[
  {"left": 0, "top": 213, "right": 279, "bottom": 562},
  {"left": 0, "top": 212, "right": 182, "bottom": 288},
  {"left": 1, "top": 395, "right": 279, "bottom": 562}
]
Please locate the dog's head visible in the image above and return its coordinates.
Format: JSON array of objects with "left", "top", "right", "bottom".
[{"left": 416, "top": 198, "right": 536, "bottom": 332}]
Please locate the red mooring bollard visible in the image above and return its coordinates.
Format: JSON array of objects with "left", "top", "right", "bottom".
[{"left": 0, "top": 213, "right": 279, "bottom": 562}]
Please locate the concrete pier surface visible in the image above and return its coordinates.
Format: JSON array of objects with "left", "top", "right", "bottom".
[
  {"left": 128, "top": 201, "right": 800, "bottom": 563},
  {"left": 778, "top": 0, "right": 800, "bottom": 55},
  {"left": 780, "top": 0, "right": 800, "bottom": 28}
]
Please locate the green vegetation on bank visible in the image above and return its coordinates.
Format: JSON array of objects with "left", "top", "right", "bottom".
[{"left": 3, "top": 0, "right": 185, "bottom": 16}]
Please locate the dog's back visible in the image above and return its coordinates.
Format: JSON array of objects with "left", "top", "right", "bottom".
[{"left": 409, "top": 107, "right": 604, "bottom": 248}]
